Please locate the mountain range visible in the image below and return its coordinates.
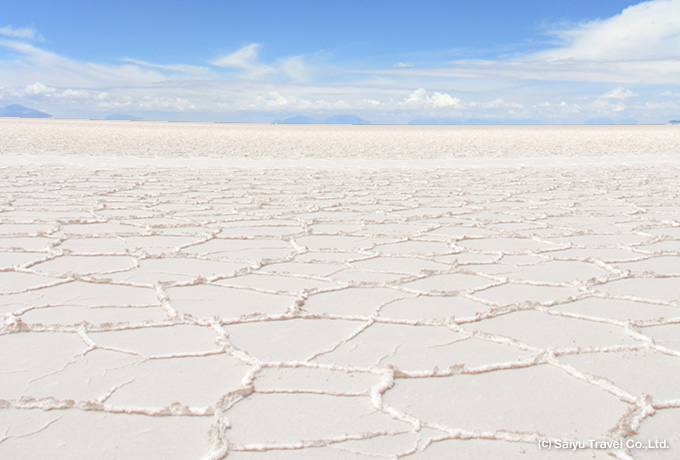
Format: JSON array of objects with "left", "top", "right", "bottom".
[
  {"left": 0, "top": 104, "right": 52, "bottom": 118},
  {"left": 104, "top": 113, "right": 144, "bottom": 120},
  {"left": 275, "top": 114, "right": 370, "bottom": 124}
]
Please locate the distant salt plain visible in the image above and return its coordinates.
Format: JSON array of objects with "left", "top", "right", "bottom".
[{"left": 1, "top": 118, "right": 680, "bottom": 459}]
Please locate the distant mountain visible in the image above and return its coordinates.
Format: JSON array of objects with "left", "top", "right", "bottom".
[
  {"left": 584, "top": 118, "right": 638, "bottom": 125},
  {"left": 409, "top": 117, "right": 537, "bottom": 125},
  {"left": 0, "top": 104, "right": 52, "bottom": 118},
  {"left": 668, "top": 120, "right": 680, "bottom": 124},
  {"left": 410, "top": 117, "right": 475, "bottom": 125},
  {"left": 278, "top": 115, "right": 316, "bottom": 124},
  {"left": 322, "top": 114, "right": 369, "bottom": 124},
  {"left": 275, "top": 114, "right": 370, "bottom": 124},
  {"left": 105, "top": 113, "right": 144, "bottom": 120}
]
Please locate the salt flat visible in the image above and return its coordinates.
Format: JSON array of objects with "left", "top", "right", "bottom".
[{"left": 1, "top": 119, "right": 680, "bottom": 459}]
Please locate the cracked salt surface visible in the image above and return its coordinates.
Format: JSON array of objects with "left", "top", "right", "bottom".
[{"left": 2, "top": 120, "right": 680, "bottom": 459}]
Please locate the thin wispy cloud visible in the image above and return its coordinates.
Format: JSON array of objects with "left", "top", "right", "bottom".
[
  {"left": 0, "top": 39, "right": 167, "bottom": 88},
  {"left": 211, "top": 43, "right": 260, "bottom": 68},
  {"left": 119, "top": 58, "right": 214, "bottom": 78},
  {"left": 0, "top": 25, "right": 41, "bottom": 40},
  {"left": 210, "top": 43, "right": 319, "bottom": 83},
  {"left": 211, "top": 43, "right": 274, "bottom": 78},
  {"left": 518, "top": 0, "right": 680, "bottom": 84},
  {"left": 541, "top": 0, "right": 680, "bottom": 61},
  {"left": 277, "top": 55, "right": 313, "bottom": 83},
  {"left": 378, "top": 0, "right": 680, "bottom": 85}
]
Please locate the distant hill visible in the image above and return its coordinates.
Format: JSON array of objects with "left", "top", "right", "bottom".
[
  {"left": 0, "top": 104, "right": 52, "bottom": 118},
  {"left": 410, "top": 117, "right": 478, "bottom": 125},
  {"left": 409, "top": 117, "right": 538, "bottom": 125},
  {"left": 322, "top": 114, "right": 369, "bottom": 124},
  {"left": 276, "top": 114, "right": 370, "bottom": 124},
  {"left": 105, "top": 113, "right": 144, "bottom": 120},
  {"left": 669, "top": 120, "right": 680, "bottom": 124},
  {"left": 278, "top": 115, "right": 316, "bottom": 124},
  {"left": 584, "top": 117, "right": 638, "bottom": 125}
]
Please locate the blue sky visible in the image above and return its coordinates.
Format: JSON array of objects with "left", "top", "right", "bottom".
[{"left": 1, "top": 0, "right": 679, "bottom": 123}]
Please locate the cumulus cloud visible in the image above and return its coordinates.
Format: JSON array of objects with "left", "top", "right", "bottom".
[
  {"left": 558, "top": 101, "right": 582, "bottom": 113},
  {"left": 404, "top": 88, "right": 427, "bottom": 104},
  {"left": 430, "top": 92, "right": 460, "bottom": 108},
  {"left": 24, "top": 81, "right": 55, "bottom": 96},
  {"left": 404, "top": 88, "right": 461, "bottom": 108}
]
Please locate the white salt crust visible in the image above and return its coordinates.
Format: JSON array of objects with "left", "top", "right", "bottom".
[{"left": 1, "top": 120, "right": 680, "bottom": 459}]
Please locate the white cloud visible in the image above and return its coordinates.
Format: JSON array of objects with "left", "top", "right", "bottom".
[
  {"left": 58, "top": 88, "right": 90, "bottom": 99},
  {"left": 430, "top": 92, "right": 460, "bottom": 108},
  {"left": 469, "top": 98, "right": 524, "bottom": 110},
  {"left": 210, "top": 43, "right": 274, "bottom": 78},
  {"left": 404, "top": 88, "right": 460, "bottom": 108},
  {"left": 380, "top": 0, "right": 680, "bottom": 85},
  {"left": 487, "top": 98, "right": 513, "bottom": 109},
  {"left": 263, "top": 91, "right": 290, "bottom": 107},
  {"left": 211, "top": 43, "right": 259, "bottom": 68},
  {"left": 0, "top": 25, "right": 39, "bottom": 40},
  {"left": 526, "top": 0, "right": 680, "bottom": 83},
  {"left": 211, "top": 45, "right": 320, "bottom": 83},
  {"left": 278, "top": 55, "right": 312, "bottom": 82},
  {"left": 404, "top": 88, "right": 427, "bottom": 104},
  {"left": 569, "top": 104, "right": 583, "bottom": 113},
  {"left": 119, "top": 58, "right": 212, "bottom": 78},
  {"left": 600, "top": 87, "right": 638, "bottom": 99},
  {"left": 0, "top": 39, "right": 170, "bottom": 88},
  {"left": 24, "top": 81, "right": 55, "bottom": 95},
  {"left": 541, "top": 0, "right": 680, "bottom": 61},
  {"left": 1, "top": 2, "right": 678, "bottom": 123}
]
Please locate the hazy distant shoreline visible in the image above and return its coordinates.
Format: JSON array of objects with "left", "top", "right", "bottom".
[{"left": 2, "top": 118, "right": 679, "bottom": 160}]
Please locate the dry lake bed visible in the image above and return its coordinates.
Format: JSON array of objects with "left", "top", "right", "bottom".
[{"left": 1, "top": 119, "right": 680, "bottom": 459}]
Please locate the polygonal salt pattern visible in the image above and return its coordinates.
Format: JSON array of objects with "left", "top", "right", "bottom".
[{"left": 2, "top": 155, "right": 680, "bottom": 459}]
